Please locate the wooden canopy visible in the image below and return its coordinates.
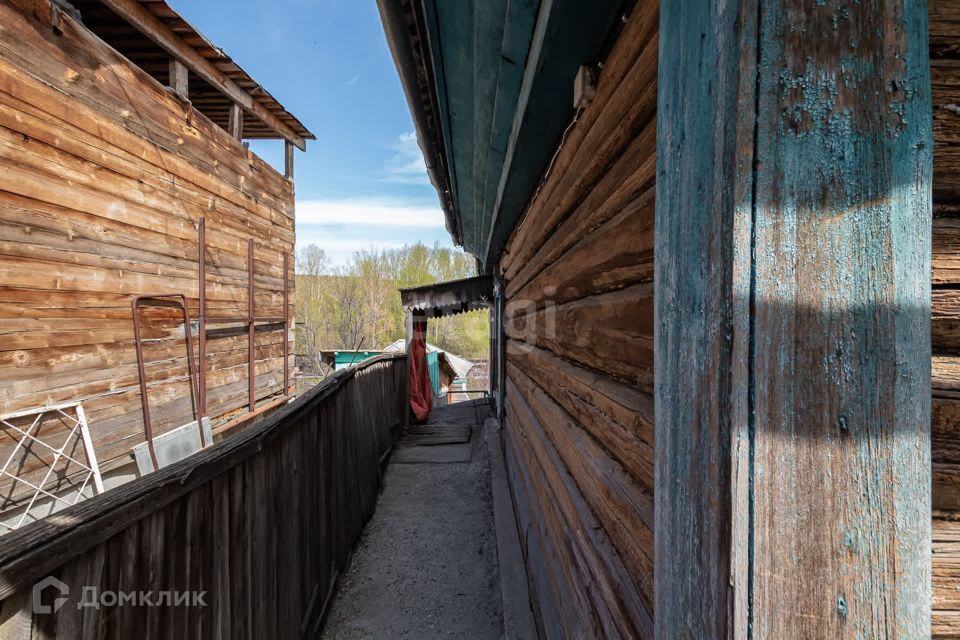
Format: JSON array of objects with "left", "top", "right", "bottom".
[
  {"left": 69, "top": 0, "right": 314, "bottom": 148},
  {"left": 399, "top": 275, "right": 493, "bottom": 318}
]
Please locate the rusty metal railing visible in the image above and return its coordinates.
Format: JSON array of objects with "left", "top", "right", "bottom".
[{"left": 131, "top": 294, "right": 203, "bottom": 470}]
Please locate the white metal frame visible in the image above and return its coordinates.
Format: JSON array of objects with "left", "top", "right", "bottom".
[{"left": 0, "top": 402, "right": 104, "bottom": 531}]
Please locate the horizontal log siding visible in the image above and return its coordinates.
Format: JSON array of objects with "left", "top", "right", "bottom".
[
  {"left": 933, "top": 0, "right": 960, "bottom": 635},
  {"left": 0, "top": 354, "right": 404, "bottom": 639},
  {"left": 0, "top": 0, "right": 294, "bottom": 469},
  {"left": 498, "top": 1, "right": 658, "bottom": 636}
]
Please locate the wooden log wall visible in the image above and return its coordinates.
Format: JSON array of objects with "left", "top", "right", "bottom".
[
  {"left": 932, "top": 0, "right": 960, "bottom": 635},
  {"left": 499, "top": 0, "right": 960, "bottom": 636},
  {"left": 0, "top": 354, "right": 405, "bottom": 639},
  {"left": 0, "top": 0, "right": 295, "bottom": 472},
  {"left": 497, "top": 1, "right": 658, "bottom": 636}
]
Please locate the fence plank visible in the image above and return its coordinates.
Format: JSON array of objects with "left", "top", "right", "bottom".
[{"left": 0, "top": 355, "right": 405, "bottom": 638}]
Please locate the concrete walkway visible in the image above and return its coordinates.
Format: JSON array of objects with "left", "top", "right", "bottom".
[{"left": 320, "top": 403, "right": 505, "bottom": 639}]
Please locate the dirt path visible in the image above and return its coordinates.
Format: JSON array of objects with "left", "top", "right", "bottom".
[{"left": 320, "top": 424, "right": 504, "bottom": 639}]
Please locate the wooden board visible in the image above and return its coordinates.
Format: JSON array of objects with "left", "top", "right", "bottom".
[
  {"left": 504, "top": 377, "right": 652, "bottom": 638},
  {"left": 400, "top": 427, "right": 472, "bottom": 446}
]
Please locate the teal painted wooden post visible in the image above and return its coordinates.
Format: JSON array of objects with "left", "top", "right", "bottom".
[
  {"left": 655, "top": 0, "right": 932, "bottom": 637},
  {"left": 655, "top": 0, "right": 756, "bottom": 636}
]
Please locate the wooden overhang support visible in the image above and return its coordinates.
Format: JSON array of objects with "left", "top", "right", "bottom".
[
  {"left": 228, "top": 102, "right": 244, "bottom": 141},
  {"left": 99, "top": 0, "right": 306, "bottom": 150},
  {"left": 285, "top": 140, "right": 295, "bottom": 180},
  {"left": 247, "top": 239, "right": 255, "bottom": 412},
  {"left": 168, "top": 58, "right": 188, "bottom": 97},
  {"left": 198, "top": 217, "right": 207, "bottom": 415},
  {"left": 655, "top": 1, "right": 932, "bottom": 638},
  {"left": 403, "top": 309, "right": 414, "bottom": 431}
]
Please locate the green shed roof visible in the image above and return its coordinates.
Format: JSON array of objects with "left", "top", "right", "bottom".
[{"left": 333, "top": 351, "right": 382, "bottom": 367}]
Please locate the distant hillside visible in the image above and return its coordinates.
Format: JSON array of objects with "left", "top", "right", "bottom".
[{"left": 294, "top": 242, "right": 489, "bottom": 374}]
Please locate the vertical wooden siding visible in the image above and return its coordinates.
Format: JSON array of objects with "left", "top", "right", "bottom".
[
  {"left": 0, "top": 1, "right": 294, "bottom": 469},
  {"left": 497, "top": 1, "right": 658, "bottom": 636},
  {"left": 932, "top": 0, "right": 960, "bottom": 635},
  {"left": 500, "top": 0, "right": 958, "bottom": 636},
  {"left": 0, "top": 355, "right": 404, "bottom": 639}
]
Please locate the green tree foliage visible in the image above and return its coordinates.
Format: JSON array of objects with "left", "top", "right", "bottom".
[{"left": 294, "top": 242, "right": 489, "bottom": 372}]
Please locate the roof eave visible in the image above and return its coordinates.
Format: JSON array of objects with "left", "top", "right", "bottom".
[
  {"left": 376, "top": 0, "right": 461, "bottom": 247},
  {"left": 100, "top": 0, "right": 315, "bottom": 148}
]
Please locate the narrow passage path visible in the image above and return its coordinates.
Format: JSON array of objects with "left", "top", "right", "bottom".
[{"left": 321, "top": 401, "right": 504, "bottom": 639}]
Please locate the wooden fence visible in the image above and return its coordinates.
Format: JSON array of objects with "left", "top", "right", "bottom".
[{"left": 0, "top": 354, "right": 405, "bottom": 639}]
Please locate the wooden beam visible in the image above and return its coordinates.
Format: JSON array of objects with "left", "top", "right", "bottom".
[
  {"left": 484, "top": 0, "right": 551, "bottom": 266},
  {"left": 403, "top": 309, "right": 413, "bottom": 430},
  {"left": 228, "top": 102, "right": 243, "bottom": 141},
  {"left": 655, "top": 0, "right": 932, "bottom": 638},
  {"left": 168, "top": 58, "right": 188, "bottom": 97},
  {"left": 284, "top": 140, "right": 294, "bottom": 180},
  {"left": 98, "top": 0, "right": 306, "bottom": 150}
]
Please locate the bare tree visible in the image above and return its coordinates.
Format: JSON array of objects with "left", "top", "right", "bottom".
[
  {"left": 297, "top": 244, "right": 330, "bottom": 277},
  {"left": 327, "top": 269, "right": 365, "bottom": 349},
  {"left": 296, "top": 244, "right": 330, "bottom": 302},
  {"left": 293, "top": 242, "right": 488, "bottom": 361}
]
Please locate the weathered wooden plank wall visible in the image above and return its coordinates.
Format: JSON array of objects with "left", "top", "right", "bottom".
[
  {"left": 931, "top": 0, "right": 960, "bottom": 635},
  {"left": 747, "top": 0, "right": 931, "bottom": 633},
  {"left": 0, "top": 0, "right": 294, "bottom": 471},
  {"left": 656, "top": 0, "right": 933, "bottom": 637},
  {"left": 497, "top": 1, "right": 658, "bottom": 636},
  {"left": 0, "top": 354, "right": 404, "bottom": 638},
  {"left": 500, "top": 0, "right": 957, "bottom": 636}
]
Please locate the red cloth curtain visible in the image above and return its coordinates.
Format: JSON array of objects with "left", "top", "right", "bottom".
[{"left": 409, "top": 315, "right": 432, "bottom": 421}]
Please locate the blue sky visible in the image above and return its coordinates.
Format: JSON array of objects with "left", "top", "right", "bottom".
[{"left": 167, "top": 0, "right": 454, "bottom": 266}]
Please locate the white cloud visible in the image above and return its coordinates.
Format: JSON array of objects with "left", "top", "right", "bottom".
[
  {"left": 384, "top": 131, "right": 431, "bottom": 186},
  {"left": 296, "top": 198, "right": 445, "bottom": 228},
  {"left": 345, "top": 74, "right": 361, "bottom": 85}
]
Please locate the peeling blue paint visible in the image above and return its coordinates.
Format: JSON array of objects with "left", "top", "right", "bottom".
[{"left": 657, "top": 0, "right": 931, "bottom": 635}]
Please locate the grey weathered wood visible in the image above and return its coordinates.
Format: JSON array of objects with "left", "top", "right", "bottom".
[
  {"left": 284, "top": 140, "right": 294, "bottom": 180},
  {"left": 228, "top": 102, "right": 243, "bottom": 141},
  {"left": 0, "top": 355, "right": 405, "bottom": 639},
  {"left": 655, "top": 0, "right": 933, "bottom": 638},
  {"left": 486, "top": 417, "right": 537, "bottom": 640},
  {"left": 168, "top": 58, "right": 188, "bottom": 97},
  {"left": 654, "top": 2, "right": 755, "bottom": 635}
]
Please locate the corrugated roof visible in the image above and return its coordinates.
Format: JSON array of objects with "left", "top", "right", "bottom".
[
  {"left": 399, "top": 275, "right": 493, "bottom": 318},
  {"left": 382, "top": 340, "right": 475, "bottom": 380}
]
